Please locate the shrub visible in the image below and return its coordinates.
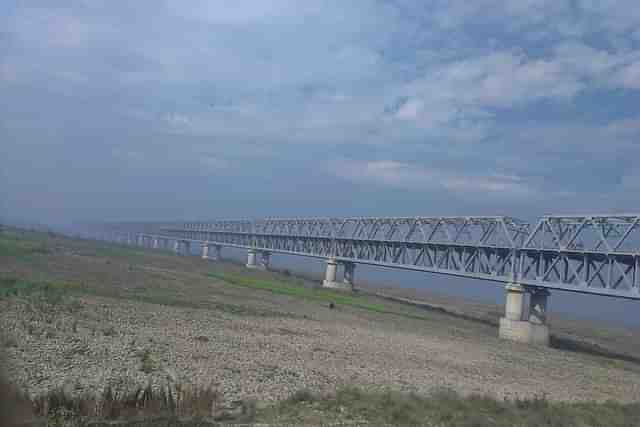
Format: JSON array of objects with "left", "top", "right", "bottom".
[
  {"left": 140, "top": 349, "right": 159, "bottom": 374},
  {"left": 289, "top": 389, "right": 315, "bottom": 403},
  {"left": 103, "top": 326, "right": 117, "bottom": 337},
  {"left": 1, "top": 333, "right": 18, "bottom": 348}
]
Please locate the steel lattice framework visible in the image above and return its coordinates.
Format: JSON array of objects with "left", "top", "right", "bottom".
[{"left": 153, "top": 214, "right": 640, "bottom": 299}]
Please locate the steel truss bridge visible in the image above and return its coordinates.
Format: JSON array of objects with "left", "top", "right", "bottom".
[{"left": 134, "top": 214, "right": 640, "bottom": 300}]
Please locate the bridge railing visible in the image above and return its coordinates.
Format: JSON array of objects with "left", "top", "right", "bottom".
[{"left": 181, "top": 216, "right": 531, "bottom": 247}]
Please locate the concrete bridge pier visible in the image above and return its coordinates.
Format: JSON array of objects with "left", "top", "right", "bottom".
[
  {"left": 528, "top": 288, "right": 550, "bottom": 326},
  {"left": 499, "top": 284, "right": 550, "bottom": 346},
  {"left": 201, "top": 243, "right": 222, "bottom": 260},
  {"left": 259, "top": 251, "right": 271, "bottom": 270},
  {"left": 211, "top": 245, "right": 222, "bottom": 261},
  {"left": 343, "top": 262, "right": 356, "bottom": 290},
  {"left": 322, "top": 258, "right": 353, "bottom": 291},
  {"left": 173, "top": 240, "right": 180, "bottom": 255},
  {"left": 152, "top": 238, "right": 159, "bottom": 249},
  {"left": 201, "top": 243, "right": 209, "bottom": 259},
  {"left": 246, "top": 249, "right": 258, "bottom": 269}
]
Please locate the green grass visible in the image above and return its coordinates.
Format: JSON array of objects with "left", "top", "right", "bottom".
[
  {"left": 260, "top": 387, "right": 640, "bottom": 426},
  {"left": 75, "top": 244, "right": 149, "bottom": 260},
  {"left": 206, "top": 270, "right": 465, "bottom": 325},
  {"left": 0, "top": 274, "right": 81, "bottom": 305},
  {"left": 6, "top": 383, "right": 640, "bottom": 426},
  {"left": 0, "top": 233, "right": 51, "bottom": 257},
  {"left": 207, "top": 270, "right": 388, "bottom": 313}
]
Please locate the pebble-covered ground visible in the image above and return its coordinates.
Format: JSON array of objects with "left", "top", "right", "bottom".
[
  {"left": 2, "top": 233, "right": 640, "bottom": 408},
  {"left": 3, "top": 283, "right": 640, "bottom": 406}
]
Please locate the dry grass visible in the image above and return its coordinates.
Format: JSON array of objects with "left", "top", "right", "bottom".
[
  {"left": 0, "top": 377, "right": 257, "bottom": 426},
  {"left": 32, "top": 382, "right": 223, "bottom": 420},
  {"left": 5, "top": 377, "right": 640, "bottom": 427},
  {"left": 262, "top": 387, "right": 640, "bottom": 426}
]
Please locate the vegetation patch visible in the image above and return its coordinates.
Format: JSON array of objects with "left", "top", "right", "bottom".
[
  {"left": 0, "top": 274, "right": 81, "bottom": 305},
  {"left": 207, "top": 270, "right": 453, "bottom": 323},
  {"left": 139, "top": 348, "right": 160, "bottom": 374},
  {"left": 4, "top": 382, "right": 640, "bottom": 426},
  {"left": 121, "top": 286, "right": 294, "bottom": 318},
  {"left": 260, "top": 386, "right": 640, "bottom": 426},
  {"left": 0, "top": 233, "right": 51, "bottom": 257},
  {"left": 207, "top": 271, "right": 387, "bottom": 313},
  {"left": 78, "top": 245, "right": 148, "bottom": 260}
]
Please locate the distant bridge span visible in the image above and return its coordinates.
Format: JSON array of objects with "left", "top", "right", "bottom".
[{"left": 105, "top": 214, "right": 640, "bottom": 346}]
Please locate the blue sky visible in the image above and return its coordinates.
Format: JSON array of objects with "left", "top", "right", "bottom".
[{"left": 2, "top": 1, "right": 640, "bottom": 225}]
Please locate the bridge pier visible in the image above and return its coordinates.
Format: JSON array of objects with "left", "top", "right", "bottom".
[
  {"left": 499, "top": 284, "right": 550, "bottom": 346},
  {"left": 343, "top": 262, "right": 356, "bottom": 289},
  {"left": 246, "top": 249, "right": 258, "bottom": 269},
  {"left": 322, "top": 258, "right": 353, "bottom": 291},
  {"left": 528, "top": 288, "right": 550, "bottom": 325},
  {"left": 201, "top": 243, "right": 222, "bottom": 261},
  {"left": 210, "top": 245, "right": 222, "bottom": 261},
  {"left": 259, "top": 251, "right": 271, "bottom": 270},
  {"left": 152, "top": 238, "right": 159, "bottom": 249}
]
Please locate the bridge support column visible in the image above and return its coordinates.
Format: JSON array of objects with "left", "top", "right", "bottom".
[
  {"left": 212, "top": 245, "right": 222, "bottom": 261},
  {"left": 322, "top": 258, "right": 352, "bottom": 291},
  {"left": 529, "top": 288, "right": 550, "bottom": 326},
  {"left": 173, "top": 240, "right": 180, "bottom": 255},
  {"left": 152, "top": 238, "right": 159, "bottom": 249},
  {"left": 499, "top": 284, "right": 550, "bottom": 346},
  {"left": 246, "top": 249, "right": 258, "bottom": 269},
  {"left": 259, "top": 251, "right": 271, "bottom": 270},
  {"left": 201, "top": 243, "right": 209, "bottom": 259},
  {"left": 343, "top": 262, "right": 356, "bottom": 290}
]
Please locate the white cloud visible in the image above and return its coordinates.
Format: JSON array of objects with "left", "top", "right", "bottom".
[
  {"left": 165, "top": 0, "right": 320, "bottom": 25},
  {"left": 0, "top": 61, "right": 18, "bottom": 83},
  {"left": 200, "top": 156, "right": 230, "bottom": 172},
  {"left": 11, "top": 9, "right": 90, "bottom": 49},
  {"left": 328, "top": 159, "right": 531, "bottom": 197},
  {"left": 393, "top": 42, "right": 640, "bottom": 133},
  {"left": 394, "top": 98, "right": 424, "bottom": 120},
  {"left": 606, "top": 117, "right": 640, "bottom": 136},
  {"left": 614, "top": 61, "right": 640, "bottom": 89}
]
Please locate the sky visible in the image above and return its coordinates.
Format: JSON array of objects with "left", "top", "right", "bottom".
[{"left": 2, "top": 1, "right": 640, "bottom": 225}]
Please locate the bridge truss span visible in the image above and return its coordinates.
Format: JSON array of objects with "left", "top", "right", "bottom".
[{"left": 163, "top": 214, "right": 640, "bottom": 299}]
